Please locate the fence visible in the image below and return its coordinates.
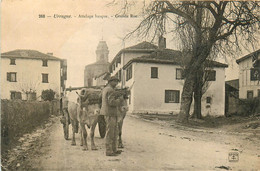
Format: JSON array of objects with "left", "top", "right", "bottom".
[{"left": 1, "top": 99, "right": 60, "bottom": 151}]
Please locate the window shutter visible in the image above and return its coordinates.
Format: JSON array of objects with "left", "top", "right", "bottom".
[
  {"left": 164, "top": 90, "right": 168, "bottom": 103},
  {"left": 165, "top": 90, "right": 169, "bottom": 103},
  {"left": 15, "top": 92, "right": 22, "bottom": 99},
  {"left": 176, "top": 91, "right": 180, "bottom": 103},
  {"left": 7, "top": 73, "right": 11, "bottom": 81},
  {"left": 151, "top": 67, "right": 158, "bottom": 78}
]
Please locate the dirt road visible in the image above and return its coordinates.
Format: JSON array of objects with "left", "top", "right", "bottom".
[{"left": 24, "top": 115, "right": 259, "bottom": 170}]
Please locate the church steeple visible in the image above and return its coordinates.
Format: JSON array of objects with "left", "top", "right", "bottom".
[{"left": 96, "top": 41, "right": 109, "bottom": 62}]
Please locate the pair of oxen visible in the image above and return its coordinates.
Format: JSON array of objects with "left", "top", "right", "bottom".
[{"left": 66, "top": 88, "right": 129, "bottom": 151}]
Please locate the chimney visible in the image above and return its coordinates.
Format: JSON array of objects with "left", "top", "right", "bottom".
[
  {"left": 158, "top": 36, "right": 166, "bottom": 49},
  {"left": 47, "top": 52, "right": 53, "bottom": 56}
]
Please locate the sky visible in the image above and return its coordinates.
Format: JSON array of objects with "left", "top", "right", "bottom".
[{"left": 1, "top": 0, "right": 258, "bottom": 87}]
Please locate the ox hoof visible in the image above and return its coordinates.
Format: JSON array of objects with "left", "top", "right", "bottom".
[
  {"left": 118, "top": 144, "right": 124, "bottom": 148},
  {"left": 82, "top": 146, "right": 88, "bottom": 151},
  {"left": 71, "top": 142, "right": 76, "bottom": 146},
  {"left": 91, "top": 146, "right": 98, "bottom": 150}
]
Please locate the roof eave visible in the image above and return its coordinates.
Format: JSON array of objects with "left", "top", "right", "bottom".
[
  {"left": 123, "top": 58, "right": 228, "bottom": 69},
  {"left": 1, "top": 55, "right": 62, "bottom": 61},
  {"left": 236, "top": 49, "right": 260, "bottom": 64},
  {"left": 110, "top": 49, "right": 157, "bottom": 66}
]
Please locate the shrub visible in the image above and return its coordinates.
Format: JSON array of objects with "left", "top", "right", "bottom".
[
  {"left": 239, "top": 97, "right": 260, "bottom": 116},
  {"left": 1, "top": 100, "right": 51, "bottom": 153},
  {"left": 41, "top": 89, "right": 55, "bottom": 101}
]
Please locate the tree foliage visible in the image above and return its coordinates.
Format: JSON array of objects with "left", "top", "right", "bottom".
[{"left": 41, "top": 89, "right": 56, "bottom": 101}]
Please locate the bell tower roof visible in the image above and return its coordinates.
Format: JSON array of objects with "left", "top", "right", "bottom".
[
  {"left": 97, "top": 41, "right": 108, "bottom": 50},
  {"left": 96, "top": 40, "right": 109, "bottom": 62}
]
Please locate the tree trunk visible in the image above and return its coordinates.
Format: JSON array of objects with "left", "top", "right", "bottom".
[
  {"left": 193, "top": 69, "right": 203, "bottom": 119},
  {"left": 178, "top": 43, "right": 212, "bottom": 123},
  {"left": 177, "top": 72, "right": 195, "bottom": 123}
]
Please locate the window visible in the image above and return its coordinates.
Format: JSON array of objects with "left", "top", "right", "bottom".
[
  {"left": 7, "top": 72, "right": 17, "bottom": 82},
  {"left": 129, "top": 91, "right": 131, "bottom": 105},
  {"left": 115, "top": 73, "right": 118, "bottom": 80},
  {"left": 250, "top": 68, "right": 259, "bottom": 81},
  {"left": 42, "top": 73, "right": 49, "bottom": 83},
  {"left": 151, "top": 67, "right": 158, "bottom": 78},
  {"left": 206, "top": 97, "right": 212, "bottom": 104},
  {"left": 10, "top": 91, "right": 22, "bottom": 100},
  {"left": 112, "top": 64, "right": 115, "bottom": 71},
  {"left": 176, "top": 68, "right": 184, "bottom": 80},
  {"left": 10, "top": 59, "right": 16, "bottom": 65},
  {"left": 126, "top": 65, "right": 132, "bottom": 81},
  {"left": 247, "top": 90, "right": 253, "bottom": 99},
  {"left": 42, "top": 59, "right": 48, "bottom": 67},
  {"left": 205, "top": 70, "right": 216, "bottom": 81},
  {"left": 118, "top": 69, "right": 121, "bottom": 81},
  {"left": 165, "top": 90, "right": 180, "bottom": 103}
]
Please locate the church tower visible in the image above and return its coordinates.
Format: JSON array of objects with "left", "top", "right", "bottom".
[
  {"left": 95, "top": 41, "right": 109, "bottom": 62},
  {"left": 84, "top": 40, "right": 110, "bottom": 87}
]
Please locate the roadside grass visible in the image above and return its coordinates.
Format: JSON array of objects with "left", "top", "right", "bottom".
[{"left": 135, "top": 113, "right": 260, "bottom": 130}]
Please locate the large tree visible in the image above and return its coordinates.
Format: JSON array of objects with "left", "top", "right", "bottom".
[{"left": 115, "top": 1, "right": 260, "bottom": 122}]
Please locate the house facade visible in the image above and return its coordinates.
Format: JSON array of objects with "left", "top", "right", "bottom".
[
  {"left": 92, "top": 72, "right": 110, "bottom": 87},
  {"left": 110, "top": 41, "right": 158, "bottom": 88},
  {"left": 236, "top": 49, "right": 260, "bottom": 99},
  {"left": 110, "top": 41, "right": 228, "bottom": 116},
  {"left": 1, "top": 50, "right": 67, "bottom": 100}
]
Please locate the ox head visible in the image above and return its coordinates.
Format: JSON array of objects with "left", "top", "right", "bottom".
[
  {"left": 77, "top": 88, "right": 101, "bottom": 112},
  {"left": 84, "top": 103, "right": 100, "bottom": 116}
]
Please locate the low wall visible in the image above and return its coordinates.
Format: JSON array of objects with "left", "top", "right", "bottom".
[{"left": 1, "top": 99, "right": 60, "bottom": 151}]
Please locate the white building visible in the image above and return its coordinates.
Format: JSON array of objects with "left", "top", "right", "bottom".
[
  {"left": 110, "top": 41, "right": 158, "bottom": 88},
  {"left": 1, "top": 49, "right": 67, "bottom": 100},
  {"left": 236, "top": 49, "right": 260, "bottom": 99},
  {"left": 92, "top": 72, "right": 110, "bottom": 87},
  {"left": 110, "top": 41, "right": 228, "bottom": 116}
]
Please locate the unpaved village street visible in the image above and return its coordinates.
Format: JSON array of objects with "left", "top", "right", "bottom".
[{"left": 20, "top": 115, "right": 259, "bottom": 170}]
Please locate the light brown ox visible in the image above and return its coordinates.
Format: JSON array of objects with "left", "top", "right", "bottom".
[
  {"left": 68, "top": 88, "right": 101, "bottom": 151},
  {"left": 68, "top": 86, "right": 131, "bottom": 151}
]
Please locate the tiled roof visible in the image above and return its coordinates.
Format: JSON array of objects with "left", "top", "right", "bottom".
[
  {"left": 125, "top": 41, "right": 158, "bottom": 50},
  {"left": 1, "top": 49, "right": 61, "bottom": 61},
  {"left": 123, "top": 49, "right": 228, "bottom": 69},
  {"left": 85, "top": 60, "right": 110, "bottom": 68},
  {"left": 236, "top": 49, "right": 260, "bottom": 64},
  {"left": 226, "top": 79, "right": 239, "bottom": 90},
  {"left": 94, "top": 72, "right": 110, "bottom": 79},
  {"left": 110, "top": 41, "right": 157, "bottom": 65}
]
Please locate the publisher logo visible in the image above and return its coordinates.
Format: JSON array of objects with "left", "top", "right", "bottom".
[{"left": 228, "top": 152, "right": 239, "bottom": 162}]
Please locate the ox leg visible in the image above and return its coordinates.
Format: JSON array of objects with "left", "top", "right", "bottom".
[
  {"left": 80, "top": 123, "right": 88, "bottom": 151},
  {"left": 118, "top": 121, "right": 124, "bottom": 148},
  {"left": 79, "top": 126, "right": 83, "bottom": 146},
  {"left": 71, "top": 120, "right": 76, "bottom": 146},
  {"left": 90, "top": 119, "right": 98, "bottom": 150}
]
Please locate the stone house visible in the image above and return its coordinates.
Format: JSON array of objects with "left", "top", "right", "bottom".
[
  {"left": 236, "top": 49, "right": 260, "bottom": 99},
  {"left": 1, "top": 49, "right": 67, "bottom": 100},
  {"left": 110, "top": 40, "right": 228, "bottom": 116}
]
